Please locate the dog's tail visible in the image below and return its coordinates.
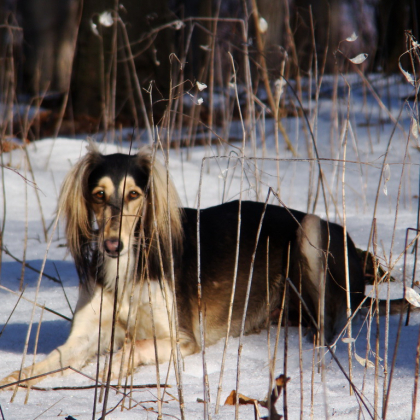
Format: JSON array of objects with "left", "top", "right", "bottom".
[{"left": 291, "top": 214, "right": 365, "bottom": 343}]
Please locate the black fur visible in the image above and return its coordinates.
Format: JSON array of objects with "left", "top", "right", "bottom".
[{"left": 175, "top": 201, "right": 365, "bottom": 341}]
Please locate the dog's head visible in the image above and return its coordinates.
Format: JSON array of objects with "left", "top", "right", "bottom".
[
  {"left": 86, "top": 152, "right": 148, "bottom": 258},
  {"left": 59, "top": 145, "right": 183, "bottom": 282}
]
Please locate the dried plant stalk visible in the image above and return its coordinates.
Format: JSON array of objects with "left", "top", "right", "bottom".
[
  {"left": 10, "top": 207, "right": 62, "bottom": 402},
  {"left": 341, "top": 82, "right": 353, "bottom": 395},
  {"left": 214, "top": 52, "right": 247, "bottom": 415},
  {"left": 24, "top": 306, "right": 44, "bottom": 404}
]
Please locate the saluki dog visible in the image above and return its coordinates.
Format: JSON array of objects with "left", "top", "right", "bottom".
[{"left": 0, "top": 145, "right": 365, "bottom": 387}]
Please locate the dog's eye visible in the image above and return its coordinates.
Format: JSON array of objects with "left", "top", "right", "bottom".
[
  {"left": 93, "top": 191, "right": 105, "bottom": 201},
  {"left": 128, "top": 190, "right": 140, "bottom": 200}
]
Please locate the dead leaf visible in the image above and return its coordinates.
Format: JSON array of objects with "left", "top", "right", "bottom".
[
  {"left": 224, "top": 389, "right": 258, "bottom": 406},
  {"left": 355, "top": 352, "right": 375, "bottom": 368},
  {"left": 224, "top": 374, "right": 289, "bottom": 420},
  {"left": 399, "top": 61, "right": 415, "bottom": 86},
  {"left": 275, "top": 375, "right": 290, "bottom": 388},
  {"left": 260, "top": 374, "right": 290, "bottom": 409},
  {"left": 412, "top": 117, "right": 419, "bottom": 140}
]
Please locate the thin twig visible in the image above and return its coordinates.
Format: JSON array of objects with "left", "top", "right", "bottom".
[
  {"left": 382, "top": 119, "right": 412, "bottom": 419},
  {"left": 100, "top": 141, "right": 135, "bottom": 419},
  {"left": 22, "top": 146, "right": 48, "bottom": 242},
  {"left": 412, "top": 323, "right": 420, "bottom": 420},
  {"left": 214, "top": 52, "right": 246, "bottom": 415},
  {"left": 52, "top": 262, "right": 74, "bottom": 315},
  {"left": 298, "top": 268, "right": 304, "bottom": 420},
  {"left": 10, "top": 209, "right": 62, "bottom": 402},
  {"left": 1, "top": 246, "right": 62, "bottom": 284},
  {"left": 341, "top": 79, "right": 353, "bottom": 395},
  {"left": 117, "top": 18, "right": 153, "bottom": 144},
  {"left": 235, "top": 189, "right": 272, "bottom": 419},
  {"left": 0, "top": 285, "right": 71, "bottom": 321},
  {"left": 19, "top": 160, "right": 29, "bottom": 291},
  {"left": 286, "top": 277, "right": 375, "bottom": 419},
  {"left": 19, "top": 383, "right": 171, "bottom": 391},
  {"left": 0, "top": 286, "right": 26, "bottom": 337},
  {"left": 250, "top": 0, "right": 296, "bottom": 156},
  {"left": 373, "top": 220, "right": 380, "bottom": 420},
  {"left": 25, "top": 306, "right": 44, "bottom": 403},
  {"left": 283, "top": 281, "right": 289, "bottom": 420},
  {"left": 32, "top": 397, "right": 65, "bottom": 420}
]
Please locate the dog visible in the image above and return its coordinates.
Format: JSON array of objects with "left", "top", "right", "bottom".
[{"left": 0, "top": 145, "right": 365, "bottom": 388}]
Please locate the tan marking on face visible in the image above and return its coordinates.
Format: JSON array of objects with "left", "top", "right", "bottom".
[
  {"left": 91, "top": 177, "right": 114, "bottom": 234},
  {"left": 91, "top": 176, "right": 115, "bottom": 207},
  {"left": 119, "top": 177, "right": 143, "bottom": 208},
  {"left": 91, "top": 175, "right": 144, "bottom": 255}
]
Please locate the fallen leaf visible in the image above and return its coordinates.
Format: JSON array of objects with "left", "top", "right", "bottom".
[
  {"left": 224, "top": 389, "right": 258, "bottom": 406},
  {"left": 260, "top": 374, "right": 290, "bottom": 409},
  {"left": 355, "top": 352, "right": 375, "bottom": 368}
]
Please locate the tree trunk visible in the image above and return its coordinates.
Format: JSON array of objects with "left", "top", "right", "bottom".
[{"left": 70, "top": 0, "right": 175, "bottom": 129}]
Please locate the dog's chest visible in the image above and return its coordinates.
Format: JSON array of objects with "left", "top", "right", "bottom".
[
  {"left": 102, "top": 255, "right": 174, "bottom": 341},
  {"left": 102, "top": 253, "right": 134, "bottom": 291},
  {"left": 133, "top": 281, "right": 174, "bottom": 340}
]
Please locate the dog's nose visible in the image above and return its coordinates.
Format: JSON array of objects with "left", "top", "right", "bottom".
[{"left": 104, "top": 238, "right": 123, "bottom": 256}]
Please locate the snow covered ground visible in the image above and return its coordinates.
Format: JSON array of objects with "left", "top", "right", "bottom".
[{"left": 0, "top": 74, "right": 420, "bottom": 419}]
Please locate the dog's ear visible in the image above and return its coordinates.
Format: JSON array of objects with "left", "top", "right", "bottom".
[
  {"left": 59, "top": 148, "right": 101, "bottom": 282},
  {"left": 136, "top": 149, "right": 183, "bottom": 275}
]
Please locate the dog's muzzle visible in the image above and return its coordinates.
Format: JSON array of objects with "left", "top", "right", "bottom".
[{"left": 104, "top": 238, "right": 123, "bottom": 257}]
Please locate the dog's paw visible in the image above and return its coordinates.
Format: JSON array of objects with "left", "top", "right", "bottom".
[
  {"left": 0, "top": 367, "right": 41, "bottom": 390},
  {"left": 110, "top": 351, "right": 132, "bottom": 380},
  {"left": 0, "top": 370, "right": 25, "bottom": 390}
]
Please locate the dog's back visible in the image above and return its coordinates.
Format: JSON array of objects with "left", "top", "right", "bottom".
[{"left": 176, "top": 201, "right": 364, "bottom": 346}]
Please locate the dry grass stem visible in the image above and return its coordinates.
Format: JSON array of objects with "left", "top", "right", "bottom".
[
  {"left": 0, "top": 285, "right": 71, "bottom": 321},
  {"left": 22, "top": 146, "right": 48, "bottom": 242},
  {"left": 10, "top": 208, "right": 62, "bottom": 402},
  {"left": 0, "top": 287, "right": 26, "bottom": 337},
  {"left": 1, "top": 247, "right": 62, "bottom": 284},
  {"left": 24, "top": 306, "right": 44, "bottom": 404},
  {"left": 382, "top": 122, "right": 412, "bottom": 419},
  {"left": 0, "top": 12, "right": 419, "bottom": 420},
  {"left": 341, "top": 81, "right": 353, "bottom": 395},
  {"left": 19, "top": 160, "right": 29, "bottom": 291},
  {"left": 215, "top": 52, "right": 247, "bottom": 415},
  {"left": 286, "top": 278, "right": 373, "bottom": 417},
  {"left": 250, "top": 0, "right": 296, "bottom": 157},
  {"left": 412, "top": 324, "right": 420, "bottom": 420}
]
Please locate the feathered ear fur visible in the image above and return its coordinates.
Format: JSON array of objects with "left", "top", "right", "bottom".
[
  {"left": 59, "top": 145, "right": 183, "bottom": 282},
  {"left": 58, "top": 144, "right": 101, "bottom": 282},
  {"left": 136, "top": 148, "right": 183, "bottom": 277}
]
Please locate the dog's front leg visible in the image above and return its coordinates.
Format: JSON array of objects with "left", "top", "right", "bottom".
[
  {"left": 0, "top": 285, "right": 117, "bottom": 388},
  {"left": 111, "top": 337, "right": 198, "bottom": 378}
]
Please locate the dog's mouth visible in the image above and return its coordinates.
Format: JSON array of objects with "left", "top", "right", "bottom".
[{"left": 105, "top": 252, "right": 120, "bottom": 258}]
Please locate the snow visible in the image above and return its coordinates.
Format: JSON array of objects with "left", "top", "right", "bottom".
[{"left": 1, "top": 74, "right": 420, "bottom": 419}]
